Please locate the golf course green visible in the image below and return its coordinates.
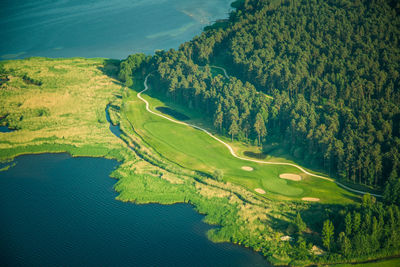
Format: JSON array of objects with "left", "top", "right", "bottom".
[{"left": 122, "top": 74, "right": 357, "bottom": 204}]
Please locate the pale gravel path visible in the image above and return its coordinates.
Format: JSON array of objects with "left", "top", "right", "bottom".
[{"left": 138, "top": 74, "right": 382, "bottom": 198}]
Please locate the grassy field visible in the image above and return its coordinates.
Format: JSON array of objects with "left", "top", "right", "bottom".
[
  {"left": 123, "top": 74, "right": 357, "bottom": 204},
  {"left": 0, "top": 57, "right": 127, "bottom": 160}
]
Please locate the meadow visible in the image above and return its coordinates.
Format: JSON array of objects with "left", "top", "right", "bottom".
[{"left": 0, "top": 57, "right": 126, "bottom": 161}]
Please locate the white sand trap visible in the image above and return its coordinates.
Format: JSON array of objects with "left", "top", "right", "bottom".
[
  {"left": 255, "top": 188, "right": 266, "bottom": 194},
  {"left": 279, "top": 173, "right": 302, "bottom": 181},
  {"left": 241, "top": 166, "right": 254, "bottom": 171},
  {"left": 302, "top": 197, "right": 320, "bottom": 202}
]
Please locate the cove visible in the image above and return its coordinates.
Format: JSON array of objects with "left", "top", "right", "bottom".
[{"left": 0, "top": 153, "right": 269, "bottom": 266}]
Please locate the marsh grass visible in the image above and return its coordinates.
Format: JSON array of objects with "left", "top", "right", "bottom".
[{"left": 0, "top": 57, "right": 126, "bottom": 160}]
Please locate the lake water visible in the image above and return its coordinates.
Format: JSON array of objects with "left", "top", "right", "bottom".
[
  {"left": 0, "top": 0, "right": 233, "bottom": 59},
  {"left": 0, "top": 1, "right": 271, "bottom": 265},
  {"left": 0, "top": 126, "right": 14, "bottom": 133},
  {"left": 0, "top": 154, "right": 268, "bottom": 266}
]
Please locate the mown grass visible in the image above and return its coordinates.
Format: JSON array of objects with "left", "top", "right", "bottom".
[{"left": 123, "top": 75, "right": 357, "bottom": 204}]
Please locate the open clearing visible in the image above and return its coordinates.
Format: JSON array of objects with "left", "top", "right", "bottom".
[
  {"left": 241, "top": 166, "right": 254, "bottom": 171},
  {"left": 279, "top": 173, "right": 301, "bottom": 181}
]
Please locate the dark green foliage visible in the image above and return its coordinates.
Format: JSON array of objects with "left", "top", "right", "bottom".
[
  {"left": 294, "top": 212, "right": 306, "bottom": 234},
  {"left": 337, "top": 232, "right": 351, "bottom": 256},
  {"left": 118, "top": 53, "right": 150, "bottom": 85},
  {"left": 119, "top": 0, "right": 400, "bottom": 192},
  {"left": 116, "top": 2, "right": 400, "bottom": 262},
  {"left": 22, "top": 74, "right": 42, "bottom": 86},
  {"left": 322, "top": 219, "right": 334, "bottom": 251},
  {"left": 384, "top": 169, "right": 400, "bottom": 205},
  {"left": 143, "top": 49, "right": 270, "bottom": 145},
  {"left": 317, "top": 195, "right": 400, "bottom": 261}
]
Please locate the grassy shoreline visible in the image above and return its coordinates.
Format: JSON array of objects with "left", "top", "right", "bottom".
[{"left": 1, "top": 57, "right": 398, "bottom": 266}]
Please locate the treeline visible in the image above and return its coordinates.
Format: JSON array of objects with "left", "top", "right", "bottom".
[
  {"left": 119, "top": 0, "right": 400, "bottom": 195},
  {"left": 149, "top": 49, "right": 271, "bottom": 144},
  {"left": 118, "top": 53, "right": 151, "bottom": 87},
  {"left": 215, "top": 0, "right": 400, "bottom": 191},
  {"left": 292, "top": 194, "right": 400, "bottom": 263}
]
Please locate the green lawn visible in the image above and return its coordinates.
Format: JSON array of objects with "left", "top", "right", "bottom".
[{"left": 123, "top": 77, "right": 357, "bottom": 204}]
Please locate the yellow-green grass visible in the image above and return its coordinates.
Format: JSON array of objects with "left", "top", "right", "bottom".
[
  {"left": 124, "top": 78, "right": 357, "bottom": 204},
  {"left": 0, "top": 57, "right": 126, "bottom": 160}
]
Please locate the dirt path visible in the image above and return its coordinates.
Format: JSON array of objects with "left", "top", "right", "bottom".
[{"left": 138, "top": 74, "right": 382, "bottom": 198}]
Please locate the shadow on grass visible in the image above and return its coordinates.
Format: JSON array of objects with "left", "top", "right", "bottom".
[
  {"left": 155, "top": 106, "right": 190, "bottom": 121},
  {"left": 244, "top": 151, "right": 267, "bottom": 159}
]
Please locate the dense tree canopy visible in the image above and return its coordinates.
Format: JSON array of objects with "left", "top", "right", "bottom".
[
  {"left": 120, "top": 0, "right": 400, "bottom": 194},
  {"left": 117, "top": 0, "right": 400, "bottom": 263}
]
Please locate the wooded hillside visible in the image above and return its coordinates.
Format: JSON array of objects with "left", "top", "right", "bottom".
[{"left": 120, "top": 0, "right": 400, "bottom": 201}]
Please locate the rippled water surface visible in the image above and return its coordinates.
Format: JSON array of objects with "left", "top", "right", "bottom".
[
  {"left": 0, "top": 0, "right": 232, "bottom": 59},
  {"left": 0, "top": 1, "right": 271, "bottom": 266},
  {"left": 0, "top": 154, "right": 269, "bottom": 266}
]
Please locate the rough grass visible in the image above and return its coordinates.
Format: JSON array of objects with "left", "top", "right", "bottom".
[{"left": 0, "top": 57, "right": 126, "bottom": 160}]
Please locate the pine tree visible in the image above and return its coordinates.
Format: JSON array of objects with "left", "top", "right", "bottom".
[
  {"left": 338, "top": 232, "right": 351, "bottom": 256},
  {"left": 294, "top": 212, "right": 306, "bottom": 233},
  {"left": 353, "top": 212, "right": 361, "bottom": 234},
  {"left": 322, "top": 219, "right": 334, "bottom": 251},
  {"left": 254, "top": 112, "right": 266, "bottom": 146},
  {"left": 213, "top": 104, "right": 224, "bottom": 132},
  {"left": 229, "top": 120, "right": 239, "bottom": 141},
  {"left": 345, "top": 212, "right": 352, "bottom": 236}
]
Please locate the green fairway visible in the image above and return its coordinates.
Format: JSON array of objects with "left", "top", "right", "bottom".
[{"left": 123, "top": 77, "right": 357, "bottom": 203}]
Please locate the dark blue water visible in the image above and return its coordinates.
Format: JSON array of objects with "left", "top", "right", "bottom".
[
  {"left": 0, "top": 126, "right": 14, "bottom": 133},
  {"left": 0, "top": 0, "right": 233, "bottom": 59},
  {"left": 105, "top": 105, "right": 122, "bottom": 138},
  {"left": 0, "top": 1, "right": 270, "bottom": 265},
  {"left": 0, "top": 154, "right": 268, "bottom": 266}
]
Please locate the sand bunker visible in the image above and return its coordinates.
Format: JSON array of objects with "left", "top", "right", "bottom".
[
  {"left": 255, "top": 188, "right": 266, "bottom": 194},
  {"left": 302, "top": 197, "right": 320, "bottom": 202},
  {"left": 241, "top": 166, "right": 254, "bottom": 171},
  {"left": 279, "top": 173, "right": 302, "bottom": 181}
]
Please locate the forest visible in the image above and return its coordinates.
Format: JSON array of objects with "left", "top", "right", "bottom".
[
  {"left": 118, "top": 1, "right": 400, "bottom": 262},
  {"left": 120, "top": 0, "right": 400, "bottom": 203}
]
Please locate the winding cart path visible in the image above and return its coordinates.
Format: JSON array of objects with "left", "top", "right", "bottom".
[{"left": 137, "top": 73, "right": 382, "bottom": 198}]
